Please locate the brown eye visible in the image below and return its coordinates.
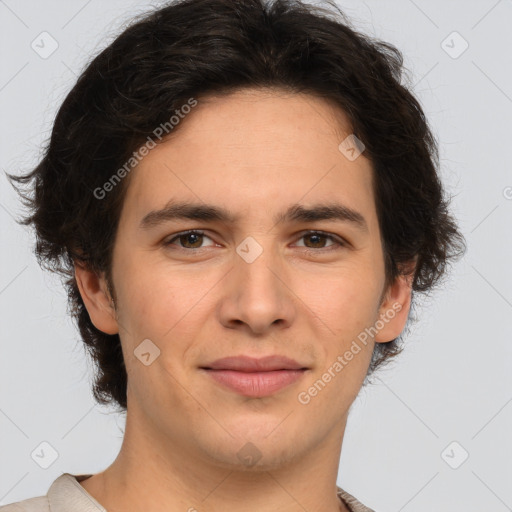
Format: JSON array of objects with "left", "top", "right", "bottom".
[
  {"left": 295, "top": 231, "right": 344, "bottom": 250},
  {"left": 178, "top": 232, "right": 203, "bottom": 248},
  {"left": 165, "top": 230, "right": 215, "bottom": 249},
  {"left": 303, "top": 233, "right": 330, "bottom": 248}
]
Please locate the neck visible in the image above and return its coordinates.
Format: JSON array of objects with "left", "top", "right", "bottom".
[{"left": 80, "top": 396, "right": 350, "bottom": 512}]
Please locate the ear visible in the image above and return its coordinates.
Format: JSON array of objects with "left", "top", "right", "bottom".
[
  {"left": 74, "top": 262, "right": 119, "bottom": 335},
  {"left": 374, "top": 267, "right": 414, "bottom": 344}
]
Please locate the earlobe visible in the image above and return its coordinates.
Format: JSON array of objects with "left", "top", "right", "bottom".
[
  {"left": 74, "top": 262, "right": 119, "bottom": 335},
  {"left": 374, "top": 271, "right": 414, "bottom": 344}
]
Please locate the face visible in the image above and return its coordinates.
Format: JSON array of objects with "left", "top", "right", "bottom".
[{"left": 78, "top": 88, "right": 411, "bottom": 470}]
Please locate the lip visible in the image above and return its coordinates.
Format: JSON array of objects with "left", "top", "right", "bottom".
[
  {"left": 202, "top": 369, "right": 307, "bottom": 397},
  {"left": 201, "top": 355, "right": 307, "bottom": 372},
  {"left": 200, "top": 355, "right": 309, "bottom": 397}
]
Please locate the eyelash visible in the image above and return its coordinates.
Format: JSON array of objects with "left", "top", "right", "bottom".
[{"left": 163, "top": 230, "right": 346, "bottom": 253}]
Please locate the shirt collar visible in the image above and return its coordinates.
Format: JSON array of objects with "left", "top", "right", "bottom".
[
  {"left": 47, "top": 473, "right": 106, "bottom": 512},
  {"left": 337, "top": 485, "right": 375, "bottom": 512},
  {"left": 47, "top": 473, "right": 373, "bottom": 512}
]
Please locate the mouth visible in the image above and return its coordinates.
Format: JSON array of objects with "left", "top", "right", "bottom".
[
  {"left": 199, "top": 355, "right": 309, "bottom": 397},
  {"left": 201, "top": 368, "right": 308, "bottom": 397}
]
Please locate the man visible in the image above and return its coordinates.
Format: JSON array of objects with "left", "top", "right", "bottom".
[{"left": 3, "top": 0, "right": 465, "bottom": 511}]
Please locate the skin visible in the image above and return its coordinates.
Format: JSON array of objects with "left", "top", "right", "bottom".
[{"left": 75, "top": 88, "right": 413, "bottom": 512}]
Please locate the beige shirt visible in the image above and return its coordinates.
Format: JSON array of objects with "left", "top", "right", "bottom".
[{"left": 0, "top": 473, "right": 376, "bottom": 512}]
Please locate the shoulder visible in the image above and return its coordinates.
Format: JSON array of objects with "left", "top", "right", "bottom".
[
  {"left": 0, "top": 496, "right": 50, "bottom": 512},
  {"left": 0, "top": 472, "right": 96, "bottom": 512}
]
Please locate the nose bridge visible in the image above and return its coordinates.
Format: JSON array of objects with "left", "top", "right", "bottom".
[
  {"left": 235, "top": 234, "right": 283, "bottom": 301},
  {"left": 240, "top": 243, "right": 277, "bottom": 284}
]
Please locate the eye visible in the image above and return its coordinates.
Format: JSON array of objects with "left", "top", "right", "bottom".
[
  {"left": 163, "top": 229, "right": 346, "bottom": 252},
  {"left": 294, "top": 231, "right": 345, "bottom": 251},
  {"left": 164, "top": 230, "right": 216, "bottom": 250}
]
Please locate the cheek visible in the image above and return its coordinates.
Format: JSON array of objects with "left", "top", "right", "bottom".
[
  {"left": 304, "top": 275, "right": 381, "bottom": 399},
  {"left": 304, "top": 268, "right": 382, "bottom": 329},
  {"left": 115, "top": 258, "right": 202, "bottom": 392},
  {"left": 116, "top": 254, "right": 215, "bottom": 341}
]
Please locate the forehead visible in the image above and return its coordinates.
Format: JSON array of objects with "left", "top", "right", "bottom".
[{"left": 120, "top": 88, "right": 376, "bottom": 226}]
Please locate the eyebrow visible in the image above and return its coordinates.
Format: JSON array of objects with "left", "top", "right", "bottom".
[{"left": 139, "top": 200, "right": 368, "bottom": 233}]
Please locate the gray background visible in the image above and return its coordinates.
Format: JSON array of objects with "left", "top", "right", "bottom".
[{"left": 1, "top": 1, "right": 511, "bottom": 510}]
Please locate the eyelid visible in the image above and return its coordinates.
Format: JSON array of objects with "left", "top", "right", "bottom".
[
  {"left": 292, "top": 230, "right": 347, "bottom": 252},
  {"left": 164, "top": 229, "right": 347, "bottom": 251},
  {"left": 165, "top": 229, "right": 215, "bottom": 248}
]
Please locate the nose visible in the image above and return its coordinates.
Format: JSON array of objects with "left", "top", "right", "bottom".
[{"left": 217, "top": 244, "right": 297, "bottom": 335}]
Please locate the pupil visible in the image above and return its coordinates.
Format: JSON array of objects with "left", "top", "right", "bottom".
[
  {"left": 179, "top": 233, "right": 327, "bottom": 249},
  {"left": 183, "top": 233, "right": 202, "bottom": 247},
  {"left": 307, "top": 234, "right": 324, "bottom": 248}
]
